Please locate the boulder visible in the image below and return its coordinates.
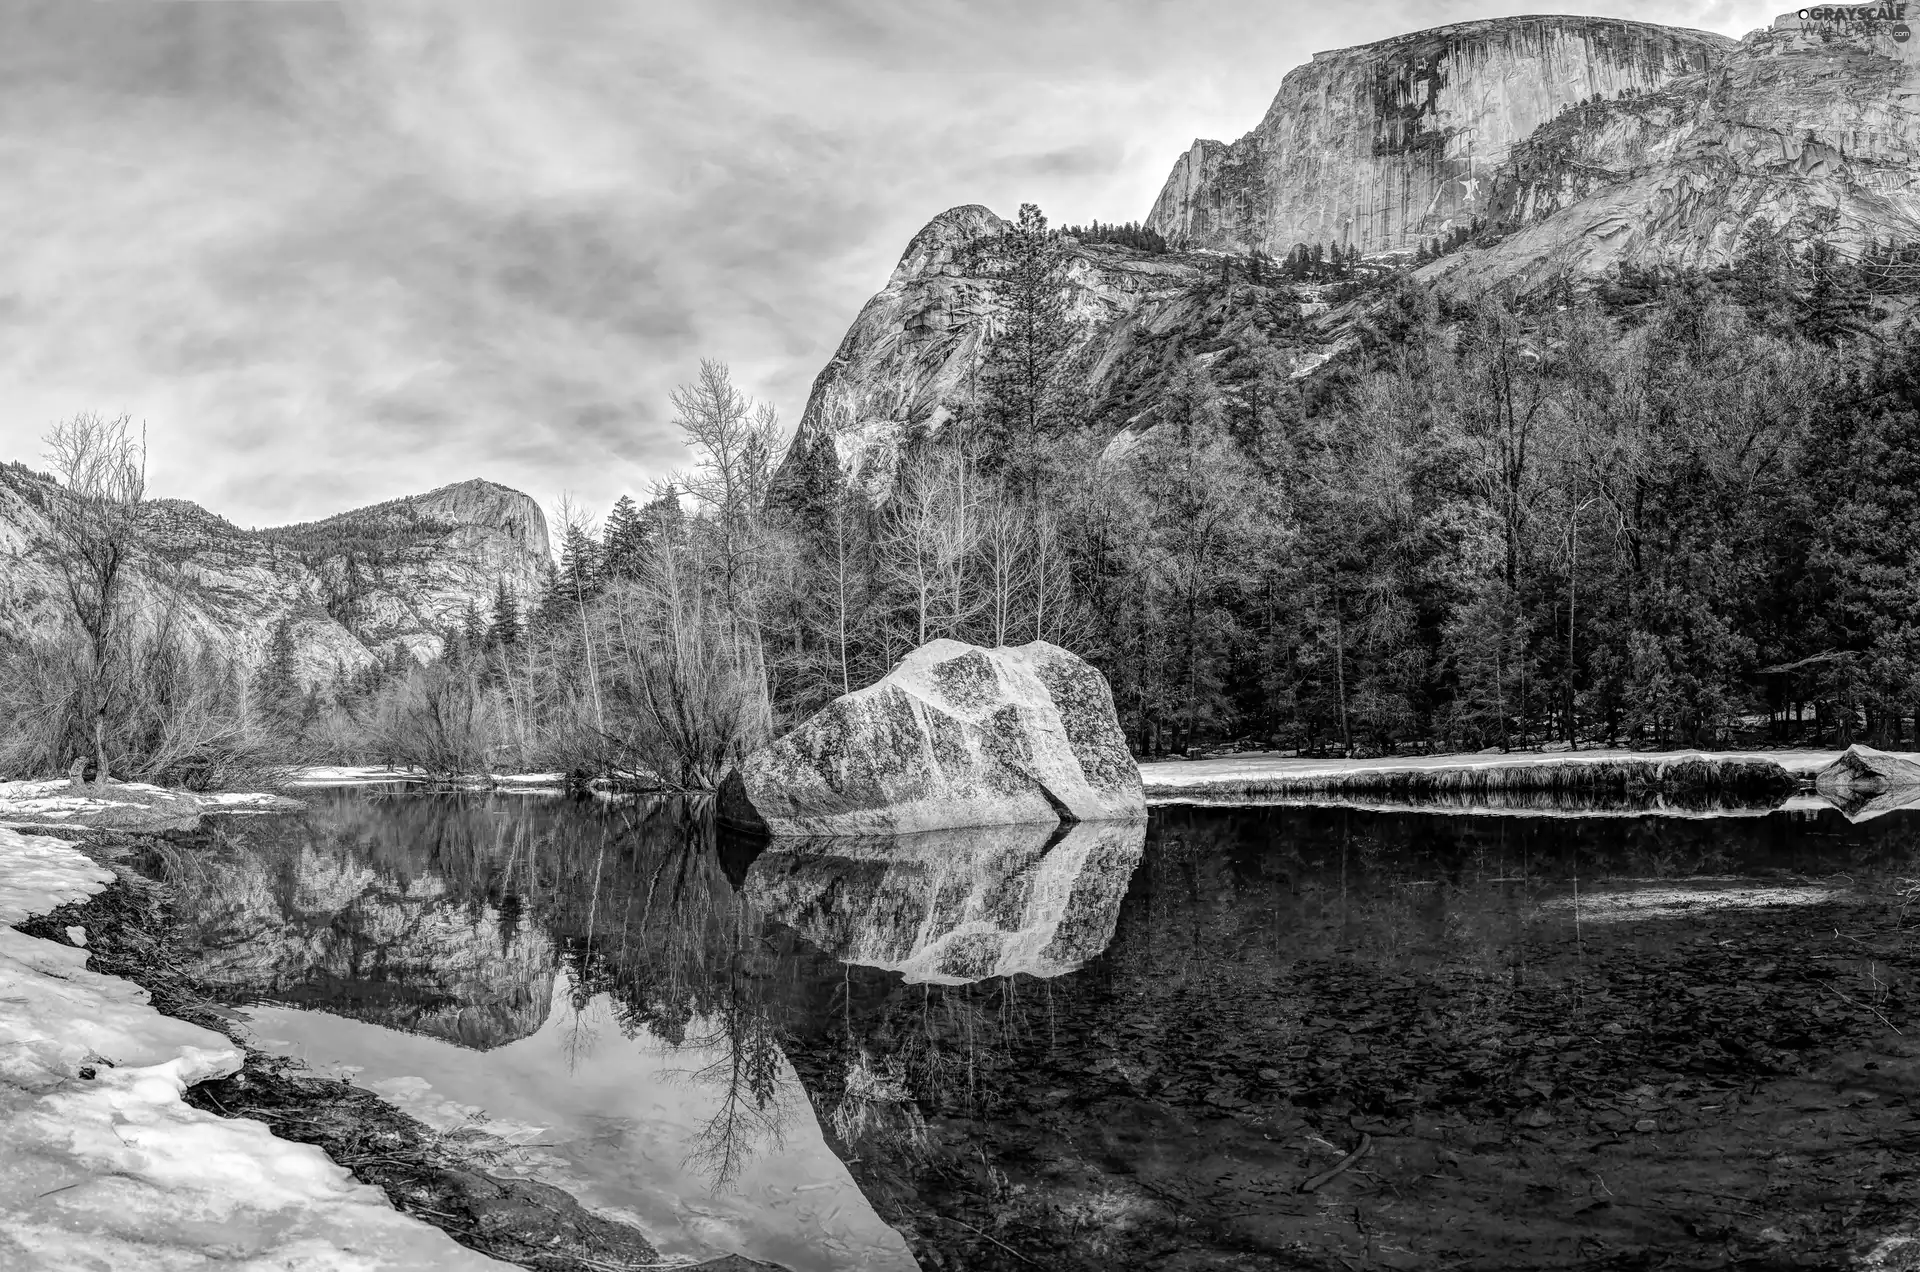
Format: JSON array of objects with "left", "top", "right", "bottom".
[
  {"left": 1813, "top": 744, "right": 1920, "bottom": 796},
  {"left": 717, "top": 639, "right": 1143, "bottom": 836}
]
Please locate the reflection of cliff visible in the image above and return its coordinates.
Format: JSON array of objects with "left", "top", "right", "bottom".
[
  {"left": 162, "top": 798, "right": 560, "bottom": 1049},
  {"left": 743, "top": 821, "right": 1145, "bottom": 985}
]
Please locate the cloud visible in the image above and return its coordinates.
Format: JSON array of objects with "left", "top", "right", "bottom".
[{"left": 0, "top": 0, "right": 1792, "bottom": 528}]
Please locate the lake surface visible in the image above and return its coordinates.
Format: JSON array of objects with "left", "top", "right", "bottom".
[{"left": 163, "top": 792, "right": 1920, "bottom": 1270}]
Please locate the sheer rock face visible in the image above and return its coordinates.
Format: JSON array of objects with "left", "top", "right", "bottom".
[
  {"left": 1147, "top": 16, "right": 1732, "bottom": 256},
  {"left": 1150, "top": 12, "right": 1920, "bottom": 281},
  {"left": 773, "top": 204, "right": 1206, "bottom": 503},
  {"left": 718, "top": 639, "right": 1144, "bottom": 837},
  {"left": 744, "top": 819, "right": 1146, "bottom": 984},
  {"left": 1427, "top": 16, "right": 1920, "bottom": 290},
  {"left": 0, "top": 470, "right": 548, "bottom": 685},
  {"left": 774, "top": 16, "right": 1920, "bottom": 506}
]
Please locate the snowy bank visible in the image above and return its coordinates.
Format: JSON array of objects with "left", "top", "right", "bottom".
[
  {"left": 285, "top": 767, "right": 660, "bottom": 793},
  {"left": 288, "top": 767, "right": 570, "bottom": 790},
  {"left": 1139, "top": 748, "right": 1845, "bottom": 808},
  {"left": 0, "top": 780, "right": 304, "bottom": 835},
  {"left": 0, "top": 826, "right": 505, "bottom": 1270}
]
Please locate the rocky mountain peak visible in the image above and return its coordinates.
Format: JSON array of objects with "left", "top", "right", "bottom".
[
  {"left": 890, "top": 204, "right": 1008, "bottom": 284},
  {"left": 1148, "top": 14, "right": 1736, "bottom": 256},
  {"left": 774, "top": 8, "right": 1920, "bottom": 509},
  {"left": 369, "top": 478, "right": 551, "bottom": 561},
  {"left": 0, "top": 467, "right": 553, "bottom": 684}
]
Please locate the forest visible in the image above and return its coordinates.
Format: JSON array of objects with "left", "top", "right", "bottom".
[{"left": 8, "top": 206, "right": 1920, "bottom": 786}]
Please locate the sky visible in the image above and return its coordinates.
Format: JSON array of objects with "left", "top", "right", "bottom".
[{"left": 0, "top": 0, "right": 1787, "bottom": 529}]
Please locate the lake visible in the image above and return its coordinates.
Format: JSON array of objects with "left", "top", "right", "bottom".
[{"left": 159, "top": 791, "right": 1920, "bottom": 1270}]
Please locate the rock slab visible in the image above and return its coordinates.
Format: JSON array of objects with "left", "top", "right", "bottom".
[
  {"left": 718, "top": 639, "right": 1144, "bottom": 836},
  {"left": 1814, "top": 743, "right": 1920, "bottom": 793}
]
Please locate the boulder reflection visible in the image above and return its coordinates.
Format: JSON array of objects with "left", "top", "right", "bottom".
[{"left": 743, "top": 820, "right": 1147, "bottom": 985}]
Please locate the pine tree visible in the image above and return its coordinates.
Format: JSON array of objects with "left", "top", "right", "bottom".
[
  {"left": 257, "top": 615, "right": 301, "bottom": 726},
  {"left": 488, "top": 578, "right": 521, "bottom": 648},
  {"left": 639, "top": 484, "right": 687, "bottom": 553},
  {"left": 980, "top": 203, "right": 1075, "bottom": 484},
  {"left": 558, "top": 521, "right": 603, "bottom": 602},
  {"left": 1799, "top": 238, "right": 1873, "bottom": 345},
  {"left": 603, "top": 494, "right": 645, "bottom": 581},
  {"left": 460, "top": 598, "right": 486, "bottom": 649},
  {"left": 766, "top": 423, "right": 845, "bottom": 541}
]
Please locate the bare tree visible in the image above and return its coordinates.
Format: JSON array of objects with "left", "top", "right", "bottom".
[
  {"left": 43, "top": 412, "right": 147, "bottom": 782},
  {"left": 671, "top": 360, "right": 782, "bottom": 620},
  {"left": 979, "top": 486, "right": 1031, "bottom": 647},
  {"left": 878, "top": 446, "right": 985, "bottom": 649},
  {"left": 596, "top": 525, "right": 772, "bottom": 789}
]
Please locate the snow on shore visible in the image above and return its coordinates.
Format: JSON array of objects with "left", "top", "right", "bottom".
[
  {"left": 0, "top": 780, "right": 304, "bottom": 834},
  {"left": 1140, "top": 748, "right": 1846, "bottom": 803},
  {"left": 286, "top": 766, "right": 568, "bottom": 789},
  {"left": 0, "top": 827, "right": 506, "bottom": 1270}
]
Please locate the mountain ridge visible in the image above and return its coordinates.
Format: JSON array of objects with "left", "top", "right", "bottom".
[
  {"left": 0, "top": 466, "right": 550, "bottom": 683},
  {"left": 774, "top": 8, "right": 1920, "bottom": 501}
]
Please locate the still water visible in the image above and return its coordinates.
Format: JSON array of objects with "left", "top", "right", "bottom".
[{"left": 168, "top": 791, "right": 1920, "bottom": 1271}]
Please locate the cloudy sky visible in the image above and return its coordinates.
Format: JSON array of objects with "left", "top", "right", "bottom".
[{"left": 0, "top": 0, "right": 1784, "bottom": 528}]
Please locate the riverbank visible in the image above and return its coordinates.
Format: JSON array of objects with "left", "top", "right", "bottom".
[
  {"left": 286, "top": 765, "right": 572, "bottom": 789},
  {"left": 0, "top": 826, "right": 504, "bottom": 1270},
  {"left": 1140, "top": 748, "right": 1848, "bottom": 808},
  {"left": 0, "top": 777, "right": 303, "bottom": 835},
  {"left": 0, "top": 826, "right": 772, "bottom": 1272}
]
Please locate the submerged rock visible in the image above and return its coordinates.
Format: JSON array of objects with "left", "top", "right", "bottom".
[
  {"left": 743, "top": 819, "right": 1146, "bottom": 985},
  {"left": 718, "top": 639, "right": 1143, "bottom": 836}
]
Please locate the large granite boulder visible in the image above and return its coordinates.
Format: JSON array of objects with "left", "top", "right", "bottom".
[
  {"left": 1814, "top": 744, "right": 1920, "bottom": 821},
  {"left": 1814, "top": 744, "right": 1920, "bottom": 796},
  {"left": 717, "top": 639, "right": 1143, "bottom": 836}
]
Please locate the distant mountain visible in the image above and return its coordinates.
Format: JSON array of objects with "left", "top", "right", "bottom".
[
  {"left": 1148, "top": 13, "right": 1920, "bottom": 285},
  {"left": 0, "top": 466, "right": 549, "bottom": 683},
  {"left": 775, "top": 11, "right": 1920, "bottom": 498}
]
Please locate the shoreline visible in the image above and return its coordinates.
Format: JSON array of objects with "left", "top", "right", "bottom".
[
  {"left": 1139, "top": 747, "right": 1847, "bottom": 804},
  {"left": 0, "top": 826, "right": 771, "bottom": 1272}
]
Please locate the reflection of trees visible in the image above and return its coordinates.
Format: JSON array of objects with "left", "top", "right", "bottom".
[
  {"left": 163, "top": 789, "right": 826, "bottom": 1187},
  {"left": 435, "top": 792, "right": 813, "bottom": 1187},
  {"left": 682, "top": 944, "right": 792, "bottom": 1188}
]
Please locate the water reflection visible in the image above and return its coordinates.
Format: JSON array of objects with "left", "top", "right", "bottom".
[
  {"left": 162, "top": 792, "right": 921, "bottom": 1271},
  {"left": 166, "top": 793, "right": 1920, "bottom": 1272},
  {"left": 743, "top": 820, "right": 1146, "bottom": 984}
]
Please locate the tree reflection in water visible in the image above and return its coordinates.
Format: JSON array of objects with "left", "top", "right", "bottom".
[{"left": 158, "top": 794, "right": 1920, "bottom": 1268}]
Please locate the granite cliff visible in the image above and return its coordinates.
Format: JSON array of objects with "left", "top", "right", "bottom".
[
  {"left": 1147, "top": 16, "right": 1734, "bottom": 256},
  {"left": 1151, "top": 11, "right": 1920, "bottom": 279},
  {"left": 775, "top": 10, "right": 1920, "bottom": 498},
  {"left": 783, "top": 205, "right": 1213, "bottom": 498},
  {"left": 1430, "top": 14, "right": 1920, "bottom": 289},
  {"left": 0, "top": 466, "right": 549, "bottom": 684}
]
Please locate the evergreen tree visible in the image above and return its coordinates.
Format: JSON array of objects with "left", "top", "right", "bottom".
[
  {"left": 1799, "top": 238, "right": 1873, "bottom": 345},
  {"left": 603, "top": 495, "right": 647, "bottom": 581},
  {"left": 460, "top": 598, "right": 486, "bottom": 650},
  {"left": 766, "top": 423, "right": 845, "bottom": 542},
  {"left": 558, "top": 521, "right": 604, "bottom": 602},
  {"left": 980, "top": 203, "right": 1075, "bottom": 484},
  {"left": 257, "top": 615, "right": 301, "bottom": 727},
  {"left": 488, "top": 578, "right": 521, "bottom": 648}
]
